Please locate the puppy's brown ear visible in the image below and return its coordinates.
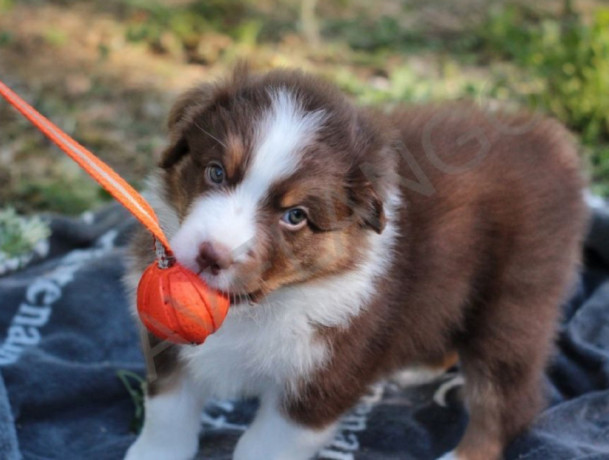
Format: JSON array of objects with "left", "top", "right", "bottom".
[
  {"left": 160, "top": 84, "right": 214, "bottom": 169},
  {"left": 159, "top": 137, "right": 189, "bottom": 169},
  {"left": 347, "top": 164, "right": 386, "bottom": 234},
  {"left": 346, "top": 109, "right": 395, "bottom": 234}
]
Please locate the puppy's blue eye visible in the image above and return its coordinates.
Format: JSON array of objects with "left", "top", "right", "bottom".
[
  {"left": 281, "top": 207, "right": 308, "bottom": 229},
  {"left": 205, "top": 163, "right": 225, "bottom": 185}
]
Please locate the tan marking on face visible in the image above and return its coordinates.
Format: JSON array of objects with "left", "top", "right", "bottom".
[
  {"left": 279, "top": 186, "right": 308, "bottom": 209},
  {"left": 313, "top": 231, "right": 354, "bottom": 270},
  {"left": 255, "top": 223, "right": 366, "bottom": 300},
  {"left": 224, "top": 133, "right": 246, "bottom": 178}
]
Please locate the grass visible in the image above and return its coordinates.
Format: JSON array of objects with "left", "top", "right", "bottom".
[
  {"left": 0, "top": 0, "right": 608, "bottom": 217},
  {"left": 470, "top": 4, "right": 609, "bottom": 195},
  {"left": 0, "top": 208, "right": 50, "bottom": 259}
]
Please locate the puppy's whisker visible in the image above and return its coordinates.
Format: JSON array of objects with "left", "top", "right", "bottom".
[{"left": 193, "top": 121, "right": 227, "bottom": 149}]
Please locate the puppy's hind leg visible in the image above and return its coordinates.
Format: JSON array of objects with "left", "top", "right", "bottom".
[
  {"left": 440, "top": 291, "right": 565, "bottom": 460},
  {"left": 436, "top": 191, "right": 584, "bottom": 460}
]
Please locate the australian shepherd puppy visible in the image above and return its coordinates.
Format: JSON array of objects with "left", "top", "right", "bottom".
[{"left": 123, "top": 67, "right": 587, "bottom": 460}]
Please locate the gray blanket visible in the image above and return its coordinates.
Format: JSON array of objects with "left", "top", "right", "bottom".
[{"left": 1, "top": 203, "right": 608, "bottom": 460}]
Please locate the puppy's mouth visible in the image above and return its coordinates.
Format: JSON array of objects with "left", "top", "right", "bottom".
[
  {"left": 218, "top": 289, "right": 267, "bottom": 305},
  {"left": 198, "top": 272, "right": 268, "bottom": 305}
]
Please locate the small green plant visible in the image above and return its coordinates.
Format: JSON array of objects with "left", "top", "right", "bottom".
[
  {"left": 0, "top": 208, "right": 50, "bottom": 260},
  {"left": 117, "top": 370, "right": 146, "bottom": 434}
]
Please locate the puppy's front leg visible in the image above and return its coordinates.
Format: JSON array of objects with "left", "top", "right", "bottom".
[
  {"left": 125, "top": 369, "right": 204, "bottom": 460},
  {"left": 234, "top": 390, "right": 337, "bottom": 460}
]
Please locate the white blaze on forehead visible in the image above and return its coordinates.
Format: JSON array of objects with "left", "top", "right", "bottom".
[
  {"left": 171, "top": 89, "right": 325, "bottom": 285},
  {"left": 244, "top": 89, "right": 326, "bottom": 203}
]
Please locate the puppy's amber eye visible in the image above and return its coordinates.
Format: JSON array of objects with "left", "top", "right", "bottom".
[
  {"left": 205, "top": 162, "right": 225, "bottom": 185},
  {"left": 280, "top": 207, "right": 308, "bottom": 230}
]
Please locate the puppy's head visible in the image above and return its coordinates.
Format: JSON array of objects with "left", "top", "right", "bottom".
[{"left": 160, "top": 68, "right": 397, "bottom": 303}]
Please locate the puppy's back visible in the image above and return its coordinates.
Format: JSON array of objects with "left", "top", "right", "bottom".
[
  {"left": 384, "top": 104, "right": 587, "bottom": 356},
  {"left": 390, "top": 103, "right": 586, "bottom": 250}
]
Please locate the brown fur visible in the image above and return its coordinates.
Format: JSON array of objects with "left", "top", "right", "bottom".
[
  {"left": 286, "top": 103, "right": 587, "bottom": 459},
  {"left": 130, "top": 68, "right": 588, "bottom": 459}
]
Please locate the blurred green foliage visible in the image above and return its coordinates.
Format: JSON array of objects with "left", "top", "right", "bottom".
[
  {"left": 2, "top": 0, "right": 609, "bottom": 214},
  {"left": 473, "top": 4, "right": 609, "bottom": 194},
  {"left": 0, "top": 208, "right": 50, "bottom": 259},
  {"left": 14, "top": 177, "right": 109, "bottom": 216},
  {"left": 42, "top": 26, "right": 69, "bottom": 47},
  {"left": 0, "top": 0, "right": 13, "bottom": 13},
  {"left": 478, "top": 5, "right": 609, "bottom": 143},
  {"left": 12, "top": 159, "right": 110, "bottom": 215},
  {"left": 325, "top": 15, "right": 420, "bottom": 52},
  {"left": 123, "top": 0, "right": 265, "bottom": 62}
]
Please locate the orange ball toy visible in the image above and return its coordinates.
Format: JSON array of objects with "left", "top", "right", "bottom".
[{"left": 137, "top": 261, "right": 230, "bottom": 345}]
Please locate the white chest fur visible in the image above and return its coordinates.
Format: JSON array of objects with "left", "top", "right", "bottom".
[{"left": 180, "top": 297, "right": 329, "bottom": 399}]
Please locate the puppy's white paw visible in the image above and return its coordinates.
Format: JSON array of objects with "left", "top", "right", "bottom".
[
  {"left": 391, "top": 366, "right": 448, "bottom": 388},
  {"left": 436, "top": 450, "right": 460, "bottom": 460},
  {"left": 232, "top": 391, "right": 335, "bottom": 460},
  {"left": 124, "top": 436, "right": 198, "bottom": 460},
  {"left": 433, "top": 374, "right": 465, "bottom": 407}
]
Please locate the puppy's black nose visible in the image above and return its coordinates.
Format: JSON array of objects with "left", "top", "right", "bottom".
[{"left": 197, "top": 242, "right": 233, "bottom": 275}]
